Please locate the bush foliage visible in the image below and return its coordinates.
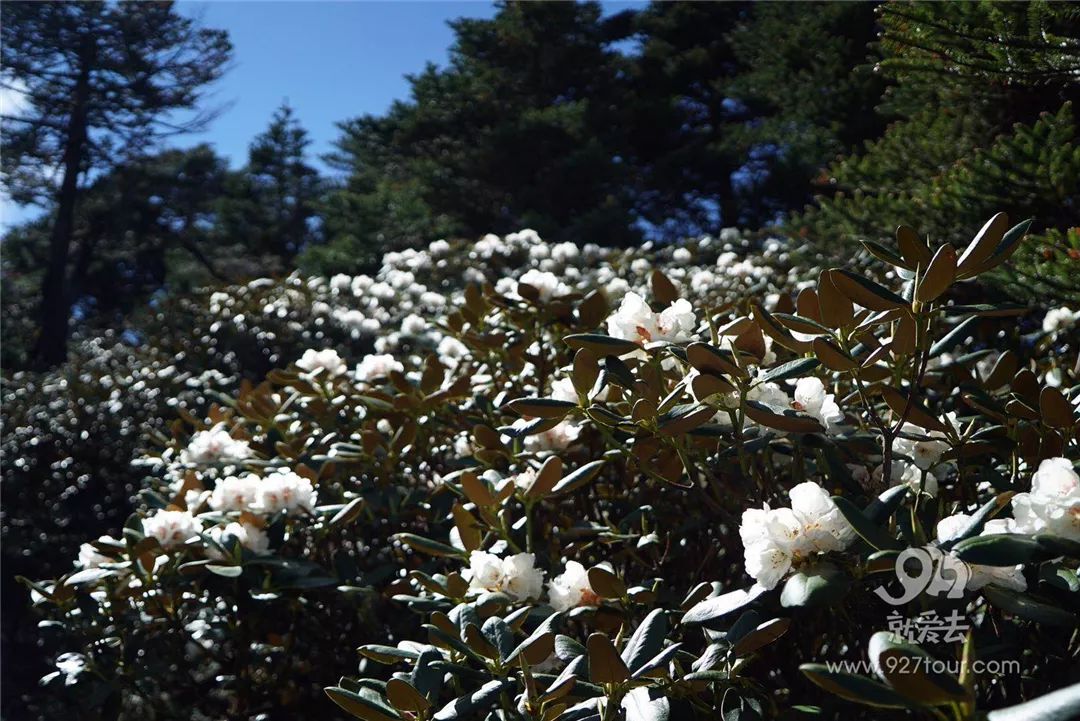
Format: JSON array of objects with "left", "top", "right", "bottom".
[{"left": 17, "top": 218, "right": 1080, "bottom": 720}]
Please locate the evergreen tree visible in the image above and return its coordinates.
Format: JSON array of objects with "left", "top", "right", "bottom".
[
  {"left": 310, "top": 1, "right": 638, "bottom": 274},
  {"left": 0, "top": 1, "right": 231, "bottom": 366},
  {"left": 1, "top": 145, "right": 247, "bottom": 365},
  {"left": 795, "top": 1, "right": 1080, "bottom": 302},
  {"left": 219, "top": 104, "right": 323, "bottom": 261}
]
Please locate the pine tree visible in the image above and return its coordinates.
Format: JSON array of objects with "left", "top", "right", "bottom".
[
  {"left": 0, "top": 2, "right": 231, "bottom": 366},
  {"left": 796, "top": 1, "right": 1080, "bottom": 302},
  {"left": 219, "top": 104, "right": 323, "bottom": 261}
]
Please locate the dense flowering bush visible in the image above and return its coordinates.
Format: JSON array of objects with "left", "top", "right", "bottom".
[{"left": 22, "top": 217, "right": 1080, "bottom": 720}]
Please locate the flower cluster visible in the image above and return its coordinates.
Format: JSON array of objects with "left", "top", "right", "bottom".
[
  {"left": 23, "top": 218, "right": 1080, "bottom": 721},
  {"left": 740, "top": 482, "right": 856, "bottom": 590}
]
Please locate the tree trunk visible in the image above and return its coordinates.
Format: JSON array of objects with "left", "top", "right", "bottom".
[{"left": 31, "top": 45, "right": 93, "bottom": 369}]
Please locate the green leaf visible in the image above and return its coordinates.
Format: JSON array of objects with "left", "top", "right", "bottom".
[
  {"left": 621, "top": 687, "right": 672, "bottom": 721},
  {"left": 587, "top": 632, "right": 630, "bottom": 684},
  {"left": 831, "top": 269, "right": 908, "bottom": 311},
  {"left": 206, "top": 564, "right": 243, "bottom": 578},
  {"left": 799, "top": 664, "right": 912, "bottom": 708},
  {"left": 983, "top": 586, "right": 1078, "bottom": 628},
  {"left": 564, "top": 333, "right": 640, "bottom": 356},
  {"left": 358, "top": 645, "right": 419, "bottom": 665},
  {"left": 868, "top": 632, "right": 969, "bottom": 706},
  {"left": 395, "top": 533, "right": 466, "bottom": 558},
  {"left": 779, "top": 564, "right": 849, "bottom": 608},
  {"left": 757, "top": 357, "right": 821, "bottom": 384},
  {"left": 831, "top": 496, "right": 902, "bottom": 551},
  {"left": 324, "top": 687, "right": 402, "bottom": 721},
  {"left": 952, "top": 533, "right": 1046, "bottom": 566},
  {"left": 621, "top": 608, "right": 667, "bottom": 673},
  {"left": 928, "top": 315, "right": 979, "bottom": 358},
  {"left": 681, "top": 586, "right": 766, "bottom": 627},
  {"left": 939, "top": 493, "right": 1013, "bottom": 551},
  {"left": 551, "top": 460, "right": 605, "bottom": 495},
  {"left": 432, "top": 678, "right": 513, "bottom": 721},
  {"left": 329, "top": 497, "right": 366, "bottom": 529},
  {"left": 505, "top": 397, "right": 577, "bottom": 419}
]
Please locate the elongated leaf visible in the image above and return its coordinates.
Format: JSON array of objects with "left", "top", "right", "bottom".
[
  {"left": 758, "top": 357, "right": 820, "bottom": 383},
  {"left": 564, "top": 334, "right": 639, "bottom": 356},
  {"left": 983, "top": 586, "right": 1078, "bottom": 628},
  {"left": 621, "top": 609, "right": 667, "bottom": 673},
  {"left": 587, "top": 633, "right": 630, "bottom": 684},
  {"left": 325, "top": 687, "right": 401, "bottom": 721},
  {"left": 832, "top": 496, "right": 902, "bottom": 551},
  {"left": 681, "top": 586, "right": 765, "bottom": 626},
  {"left": 831, "top": 269, "right": 908, "bottom": 311},
  {"left": 800, "top": 665, "right": 912, "bottom": 708},
  {"left": 952, "top": 534, "right": 1046, "bottom": 567},
  {"left": 506, "top": 397, "right": 577, "bottom": 419},
  {"left": 432, "top": 678, "right": 513, "bottom": 721},
  {"left": 551, "top": 460, "right": 605, "bottom": 495},
  {"left": 868, "top": 632, "right": 969, "bottom": 706}
]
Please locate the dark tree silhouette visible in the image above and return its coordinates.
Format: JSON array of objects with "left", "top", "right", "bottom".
[{"left": 1, "top": 1, "right": 231, "bottom": 367}]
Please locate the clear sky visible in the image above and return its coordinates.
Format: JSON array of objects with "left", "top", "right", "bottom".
[
  {"left": 1, "top": 1, "right": 647, "bottom": 230},
  {"left": 173, "top": 0, "right": 501, "bottom": 169}
]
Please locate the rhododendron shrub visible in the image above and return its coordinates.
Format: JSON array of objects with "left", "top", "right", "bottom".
[{"left": 23, "top": 216, "right": 1080, "bottom": 720}]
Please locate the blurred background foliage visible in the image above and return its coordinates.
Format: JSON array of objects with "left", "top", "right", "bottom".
[{"left": 1, "top": 0, "right": 1078, "bottom": 717}]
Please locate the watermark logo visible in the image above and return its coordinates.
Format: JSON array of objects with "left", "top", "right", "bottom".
[
  {"left": 873, "top": 546, "right": 971, "bottom": 644},
  {"left": 873, "top": 546, "right": 969, "bottom": 605}
]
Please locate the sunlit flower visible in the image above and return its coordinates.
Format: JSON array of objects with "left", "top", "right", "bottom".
[
  {"left": 465, "top": 550, "right": 544, "bottom": 601},
  {"left": 180, "top": 424, "right": 252, "bottom": 465},
  {"left": 208, "top": 474, "right": 261, "bottom": 512},
  {"left": 143, "top": 510, "right": 202, "bottom": 550},
  {"left": 207, "top": 522, "right": 269, "bottom": 558},
  {"left": 355, "top": 353, "right": 404, "bottom": 383},
  {"left": 606, "top": 292, "right": 696, "bottom": 345},
  {"left": 739, "top": 481, "right": 854, "bottom": 590},
  {"left": 296, "top": 348, "right": 348, "bottom": 378},
  {"left": 548, "top": 561, "right": 599, "bottom": 611},
  {"left": 253, "top": 468, "right": 317, "bottom": 515},
  {"left": 1010, "top": 457, "right": 1079, "bottom": 540},
  {"left": 892, "top": 423, "right": 949, "bottom": 470},
  {"left": 792, "top": 377, "right": 843, "bottom": 433},
  {"left": 1042, "top": 307, "right": 1079, "bottom": 335}
]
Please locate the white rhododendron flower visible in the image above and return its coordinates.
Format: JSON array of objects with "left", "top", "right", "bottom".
[
  {"left": 76, "top": 535, "right": 121, "bottom": 569},
  {"left": 355, "top": 353, "right": 404, "bottom": 383},
  {"left": 739, "top": 481, "right": 854, "bottom": 590},
  {"left": 606, "top": 292, "right": 696, "bottom": 345},
  {"left": 511, "top": 467, "right": 538, "bottom": 493},
  {"left": 549, "top": 377, "right": 579, "bottom": 404},
  {"left": 207, "top": 522, "right": 270, "bottom": 558},
  {"left": 887, "top": 461, "right": 939, "bottom": 497},
  {"left": 465, "top": 550, "right": 544, "bottom": 601},
  {"left": 935, "top": 513, "right": 1027, "bottom": 592},
  {"left": 523, "top": 420, "right": 581, "bottom": 453},
  {"left": 180, "top": 424, "right": 252, "bottom": 465},
  {"left": 1042, "top": 306, "right": 1079, "bottom": 334},
  {"left": 548, "top": 561, "right": 599, "bottom": 611},
  {"left": 1010, "top": 457, "right": 1079, "bottom": 540},
  {"left": 253, "top": 468, "right": 317, "bottom": 515},
  {"left": 792, "top": 377, "right": 843, "bottom": 433},
  {"left": 892, "top": 422, "right": 950, "bottom": 470},
  {"left": 518, "top": 269, "right": 570, "bottom": 301},
  {"left": 296, "top": 348, "right": 348, "bottom": 378},
  {"left": 209, "top": 474, "right": 261, "bottom": 512},
  {"left": 143, "top": 510, "right": 202, "bottom": 550}
]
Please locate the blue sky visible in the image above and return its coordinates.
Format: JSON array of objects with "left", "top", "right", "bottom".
[
  {"left": 2, "top": 1, "right": 647, "bottom": 230},
  {"left": 173, "top": 1, "right": 501, "bottom": 169}
]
